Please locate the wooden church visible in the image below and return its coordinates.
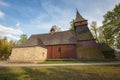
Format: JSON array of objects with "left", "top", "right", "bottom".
[{"left": 9, "top": 11, "right": 114, "bottom": 63}]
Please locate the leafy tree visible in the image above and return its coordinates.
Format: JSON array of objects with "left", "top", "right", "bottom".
[
  {"left": 90, "top": 21, "right": 105, "bottom": 43},
  {"left": 90, "top": 21, "right": 99, "bottom": 42},
  {"left": 0, "top": 37, "right": 15, "bottom": 58},
  {"left": 97, "top": 26, "right": 105, "bottom": 43},
  {"left": 102, "top": 3, "right": 120, "bottom": 48},
  {"left": 116, "top": 32, "right": 120, "bottom": 49},
  {"left": 3, "top": 36, "right": 7, "bottom": 41},
  {"left": 51, "top": 25, "right": 61, "bottom": 32},
  {"left": 70, "top": 19, "right": 75, "bottom": 30},
  {"left": 18, "top": 34, "right": 28, "bottom": 44}
]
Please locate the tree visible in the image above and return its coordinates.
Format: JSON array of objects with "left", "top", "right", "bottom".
[
  {"left": 18, "top": 34, "right": 28, "bottom": 44},
  {"left": 3, "top": 36, "right": 7, "bottom": 41},
  {"left": 97, "top": 26, "right": 105, "bottom": 43},
  {"left": 51, "top": 25, "right": 61, "bottom": 32},
  {"left": 0, "top": 37, "right": 15, "bottom": 58},
  {"left": 90, "top": 21, "right": 105, "bottom": 43},
  {"left": 70, "top": 19, "right": 75, "bottom": 30},
  {"left": 90, "top": 21, "right": 99, "bottom": 42},
  {"left": 116, "top": 32, "right": 120, "bottom": 49},
  {"left": 102, "top": 3, "right": 120, "bottom": 48}
]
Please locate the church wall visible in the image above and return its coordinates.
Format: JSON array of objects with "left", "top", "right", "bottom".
[
  {"left": 77, "top": 41, "right": 104, "bottom": 59},
  {"left": 9, "top": 46, "right": 47, "bottom": 63}
]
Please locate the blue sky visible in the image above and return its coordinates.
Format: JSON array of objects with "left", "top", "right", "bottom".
[{"left": 0, "top": 0, "right": 120, "bottom": 40}]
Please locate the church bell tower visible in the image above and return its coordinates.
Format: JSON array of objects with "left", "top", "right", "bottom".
[{"left": 74, "top": 10, "right": 104, "bottom": 59}]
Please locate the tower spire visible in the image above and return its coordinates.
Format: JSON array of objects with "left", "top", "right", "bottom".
[{"left": 75, "top": 9, "right": 85, "bottom": 22}]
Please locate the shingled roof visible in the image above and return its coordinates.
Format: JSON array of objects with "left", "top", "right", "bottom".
[
  {"left": 14, "top": 35, "right": 45, "bottom": 48},
  {"left": 75, "top": 24, "right": 94, "bottom": 41},
  {"left": 15, "top": 30, "right": 77, "bottom": 48},
  {"left": 98, "top": 43, "right": 114, "bottom": 52},
  {"left": 75, "top": 10, "right": 86, "bottom": 22}
]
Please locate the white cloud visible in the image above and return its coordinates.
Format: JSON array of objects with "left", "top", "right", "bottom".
[
  {"left": 11, "top": 0, "right": 120, "bottom": 36},
  {"left": 16, "top": 22, "right": 21, "bottom": 27},
  {"left": 0, "top": 24, "right": 24, "bottom": 40},
  {"left": 29, "top": 1, "right": 74, "bottom": 32},
  {"left": 61, "top": 0, "right": 120, "bottom": 27},
  {"left": 31, "top": 0, "right": 119, "bottom": 33},
  {"left": 0, "top": 11, "right": 4, "bottom": 19},
  {"left": 0, "top": 1, "right": 9, "bottom": 7},
  {"left": 20, "top": 1, "right": 74, "bottom": 35},
  {"left": 7, "top": 34, "right": 20, "bottom": 40}
]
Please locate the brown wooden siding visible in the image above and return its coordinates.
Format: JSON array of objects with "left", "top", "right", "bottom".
[
  {"left": 47, "top": 44, "right": 76, "bottom": 59},
  {"left": 77, "top": 40, "right": 98, "bottom": 48}
]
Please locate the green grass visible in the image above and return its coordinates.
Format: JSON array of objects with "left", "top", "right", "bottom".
[
  {"left": 41, "top": 59, "right": 120, "bottom": 64},
  {"left": 0, "top": 65, "right": 120, "bottom": 80}
]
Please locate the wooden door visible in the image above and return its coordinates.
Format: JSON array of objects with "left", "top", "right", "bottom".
[
  {"left": 47, "top": 46, "right": 52, "bottom": 59},
  {"left": 47, "top": 45, "right": 76, "bottom": 59}
]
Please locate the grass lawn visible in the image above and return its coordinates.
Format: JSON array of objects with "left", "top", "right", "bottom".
[
  {"left": 0, "top": 65, "right": 120, "bottom": 80},
  {"left": 41, "top": 59, "right": 120, "bottom": 64}
]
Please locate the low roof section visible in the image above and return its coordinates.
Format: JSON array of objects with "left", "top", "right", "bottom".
[
  {"left": 98, "top": 43, "right": 114, "bottom": 52},
  {"left": 14, "top": 30, "right": 77, "bottom": 48},
  {"left": 14, "top": 35, "right": 45, "bottom": 48}
]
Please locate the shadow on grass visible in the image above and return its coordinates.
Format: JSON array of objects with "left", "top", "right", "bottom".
[
  {"left": 22, "top": 67, "right": 81, "bottom": 80},
  {"left": 0, "top": 67, "right": 20, "bottom": 80},
  {"left": 0, "top": 66, "right": 120, "bottom": 80},
  {"left": 41, "top": 59, "right": 120, "bottom": 64},
  {"left": 22, "top": 67, "right": 51, "bottom": 80},
  {"left": 46, "top": 67, "right": 103, "bottom": 80},
  {"left": 22, "top": 66, "right": 120, "bottom": 80}
]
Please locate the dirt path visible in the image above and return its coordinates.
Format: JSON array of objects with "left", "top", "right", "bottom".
[{"left": 0, "top": 62, "right": 120, "bottom": 67}]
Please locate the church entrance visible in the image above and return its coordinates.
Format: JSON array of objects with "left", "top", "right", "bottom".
[{"left": 47, "top": 45, "right": 76, "bottom": 59}]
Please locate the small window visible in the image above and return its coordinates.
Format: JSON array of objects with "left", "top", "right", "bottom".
[{"left": 58, "top": 47, "right": 61, "bottom": 53}]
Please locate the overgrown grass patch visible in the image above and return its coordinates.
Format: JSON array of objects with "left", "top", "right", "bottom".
[{"left": 0, "top": 65, "right": 120, "bottom": 80}]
